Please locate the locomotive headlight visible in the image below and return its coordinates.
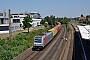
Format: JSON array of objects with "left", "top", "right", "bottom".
[{"left": 34, "top": 44, "right": 36, "bottom": 46}]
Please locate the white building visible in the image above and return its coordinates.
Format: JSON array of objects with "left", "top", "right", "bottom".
[
  {"left": 0, "top": 10, "right": 42, "bottom": 33},
  {"left": 11, "top": 11, "right": 42, "bottom": 27},
  {"left": 0, "top": 10, "right": 9, "bottom": 24}
]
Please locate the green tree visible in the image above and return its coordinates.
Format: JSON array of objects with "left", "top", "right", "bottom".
[
  {"left": 40, "top": 19, "right": 45, "bottom": 25},
  {"left": 44, "top": 16, "right": 52, "bottom": 26},
  {"left": 86, "top": 15, "right": 89, "bottom": 20},
  {"left": 41, "top": 15, "right": 71, "bottom": 28},
  {"left": 22, "top": 16, "right": 32, "bottom": 33},
  {"left": 49, "top": 15, "right": 55, "bottom": 27},
  {"left": 40, "top": 16, "right": 52, "bottom": 27},
  {"left": 44, "top": 16, "right": 50, "bottom": 21},
  {"left": 44, "top": 22, "right": 48, "bottom": 27}
]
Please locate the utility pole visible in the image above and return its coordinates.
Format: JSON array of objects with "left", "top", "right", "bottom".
[
  {"left": 3, "top": 9, "right": 5, "bottom": 24},
  {"left": 9, "top": 9, "right": 12, "bottom": 41}
]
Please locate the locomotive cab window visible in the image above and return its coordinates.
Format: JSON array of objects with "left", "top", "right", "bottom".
[{"left": 34, "top": 37, "right": 42, "bottom": 43}]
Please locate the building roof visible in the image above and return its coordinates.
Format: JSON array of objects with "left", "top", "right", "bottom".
[
  {"left": 30, "top": 12, "right": 39, "bottom": 13},
  {"left": 84, "top": 25, "right": 90, "bottom": 33},
  {"left": 11, "top": 12, "right": 40, "bottom": 15},
  {"left": 77, "top": 25, "right": 90, "bottom": 40},
  {"left": 11, "top": 12, "right": 29, "bottom": 15}
]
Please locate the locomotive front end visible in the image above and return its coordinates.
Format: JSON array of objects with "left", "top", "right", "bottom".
[{"left": 32, "top": 36, "right": 44, "bottom": 50}]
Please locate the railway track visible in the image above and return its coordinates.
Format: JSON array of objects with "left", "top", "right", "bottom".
[
  {"left": 38, "top": 27, "right": 65, "bottom": 60},
  {"left": 52, "top": 27, "right": 68, "bottom": 60},
  {"left": 23, "top": 51, "right": 40, "bottom": 60},
  {"left": 55, "top": 23, "right": 74, "bottom": 60},
  {"left": 13, "top": 49, "right": 40, "bottom": 60}
]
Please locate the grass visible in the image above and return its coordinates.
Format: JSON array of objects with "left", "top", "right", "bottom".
[
  {"left": 0, "top": 30, "right": 23, "bottom": 39},
  {"left": 62, "top": 24, "right": 66, "bottom": 28}
]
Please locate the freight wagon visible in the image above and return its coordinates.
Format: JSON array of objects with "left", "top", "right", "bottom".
[{"left": 32, "top": 22, "right": 61, "bottom": 51}]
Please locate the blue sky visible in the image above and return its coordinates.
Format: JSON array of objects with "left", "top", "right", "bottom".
[{"left": 0, "top": 0, "right": 90, "bottom": 18}]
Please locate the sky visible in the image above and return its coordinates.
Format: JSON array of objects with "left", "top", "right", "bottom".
[{"left": 0, "top": 0, "right": 90, "bottom": 18}]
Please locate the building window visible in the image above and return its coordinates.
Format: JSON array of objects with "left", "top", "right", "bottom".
[
  {"left": 11, "top": 14, "right": 18, "bottom": 15},
  {"left": 14, "top": 16, "right": 19, "bottom": 18},
  {"left": 20, "top": 17, "right": 24, "bottom": 18},
  {"left": 0, "top": 13, "right": 3, "bottom": 16},
  {"left": 19, "top": 14, "right": 23, "bottom": 15},
  {"left": 4, "top": 12, "right": 6, "bottom": 16},
  {"left": 25, "top": 14, "right": 28, "bottom": 15},
  {"left": 13, "top": 19, "right": 20, "bottom": 23}
]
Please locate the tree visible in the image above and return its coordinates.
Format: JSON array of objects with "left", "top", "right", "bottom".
[
  {"left": 44, "top": 16, "right": 52, "bottom": 26},
  {"left": 81, "top": 14, "right": 83, "bottom": 17},
  {"left": 44, "top": 22, "right": 48, "bottom": 27},
  {"left": 40, "top": 16, "right": 52, "bottom": 26},
  {"left": 22, "top": 16, "right": 32, "bottom": 33},
  {"left": 49, "top": 15, "right": 55, "bottom": 27},
  {"left": 40, "top": 15, "right": 71, "bottom": 28}
]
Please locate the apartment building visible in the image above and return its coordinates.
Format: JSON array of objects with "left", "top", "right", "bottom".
[
  {"left": 0, "top": 10, "right": 9, "bottom": 24},
  {"left": 11, "top": 11, "right": 42, "bottom": 27}
]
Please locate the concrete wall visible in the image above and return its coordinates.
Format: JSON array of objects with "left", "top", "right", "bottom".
[
  {"left": 11, "top": 23, "right": 20, "bottom": 32},
  {"left": 0, "top": 30, "right": 9, "bottom": 34},
  {"left": 0, "top": 23, "right": 20, "bottom": 32}
]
